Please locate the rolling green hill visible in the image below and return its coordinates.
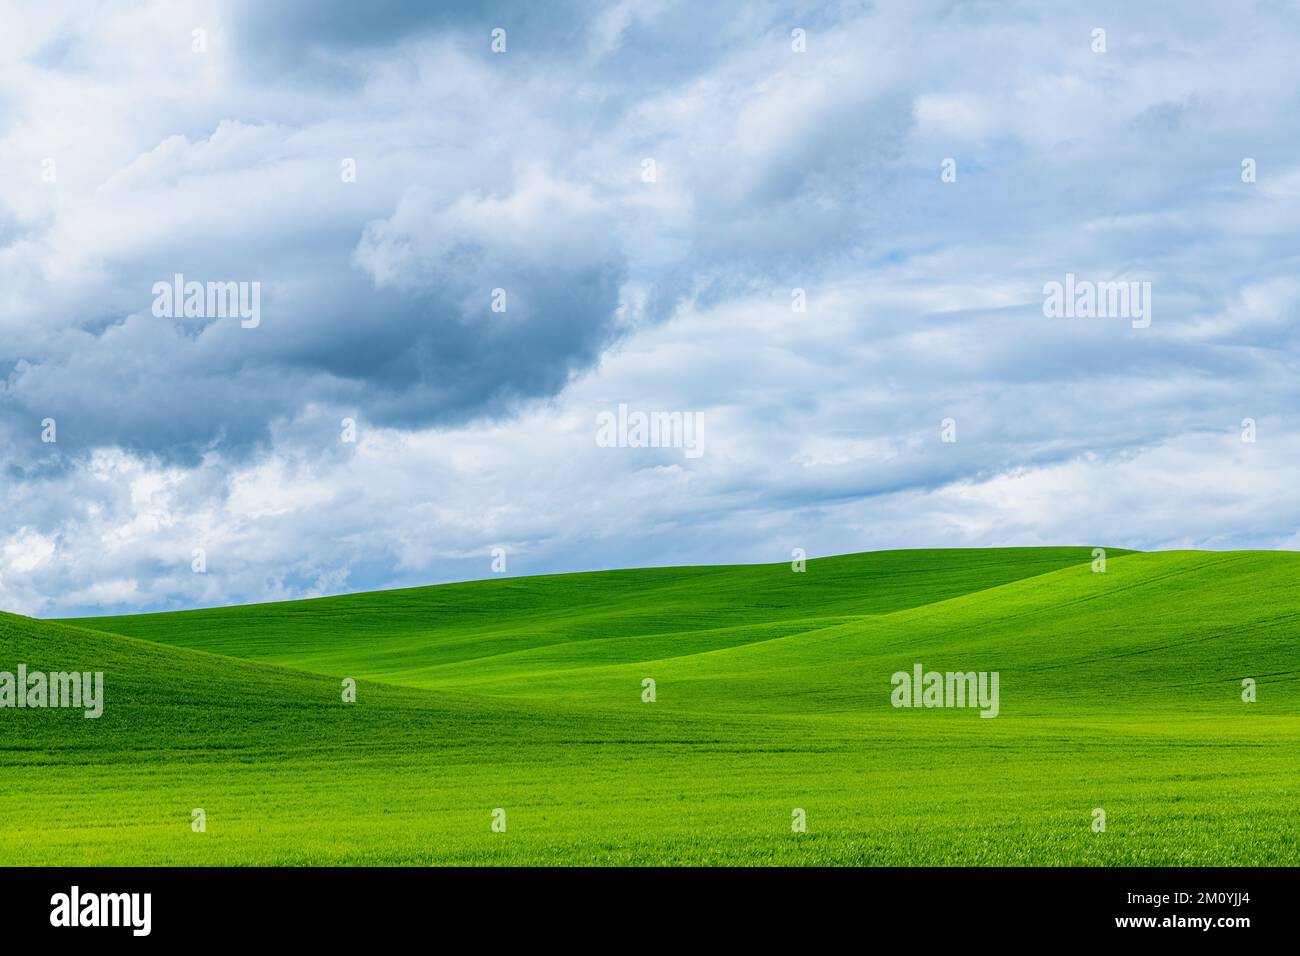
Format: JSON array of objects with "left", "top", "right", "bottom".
[
  {"left": 0, "top": 547, "right": 1296, "bottom": 865},
  {"left": 66, "top": 548, "right": 1109, "bottom": 685}
]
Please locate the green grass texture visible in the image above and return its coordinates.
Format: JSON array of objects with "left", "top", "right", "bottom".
[{"left": 0, "top": 546, "right": 1294, "bottom": 865}]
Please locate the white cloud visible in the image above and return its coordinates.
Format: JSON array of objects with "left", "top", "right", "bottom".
[{"left": 1, "top": 0, "right": 1298, "bottom": 614}]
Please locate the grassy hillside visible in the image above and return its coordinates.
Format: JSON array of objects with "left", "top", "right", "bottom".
[
  {"left": 0, "top": 547, "right": 1295, "bottom": 865},
  {"left": 68, "top": 548, "right": 1119, "bottom": 686}
]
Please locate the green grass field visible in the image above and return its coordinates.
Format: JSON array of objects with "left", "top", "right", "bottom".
[{"left": 1, "top": 547, "right": 1296, "bottom": 865}]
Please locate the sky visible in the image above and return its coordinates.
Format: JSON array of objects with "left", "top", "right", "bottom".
[{"left": 1, "top": 0, "right": 1298, "bottom": 616}]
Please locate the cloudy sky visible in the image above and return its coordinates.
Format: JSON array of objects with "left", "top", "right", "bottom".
[{"left": 1, "top": 0, "right": 1298, "bottom": 616}]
